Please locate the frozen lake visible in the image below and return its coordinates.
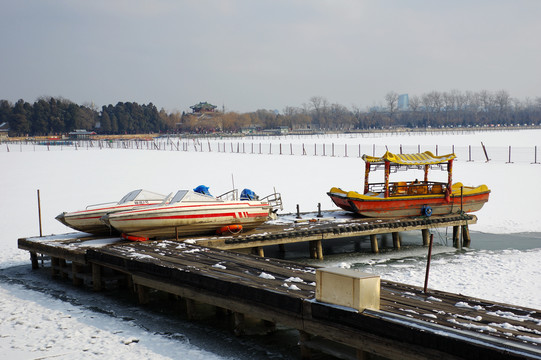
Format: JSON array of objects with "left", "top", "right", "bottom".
[{"left": 1, "top": 129, "right": 540, "bottom": 359}]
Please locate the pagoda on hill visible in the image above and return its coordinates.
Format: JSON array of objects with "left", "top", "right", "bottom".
[{"left": 190, "top": 101, "right": 218, "bottom": 114}]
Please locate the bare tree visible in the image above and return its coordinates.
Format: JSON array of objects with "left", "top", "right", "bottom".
[{"left": 385, "top": 91, "right": 399, "bottom": 121}]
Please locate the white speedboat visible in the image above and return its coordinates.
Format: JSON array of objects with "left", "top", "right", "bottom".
[
  {"left": 56, "top": 189, "right": 168, "bottom": 235},
  {"left": 101, "top": 189, "right": 281, "bottom": 240}
]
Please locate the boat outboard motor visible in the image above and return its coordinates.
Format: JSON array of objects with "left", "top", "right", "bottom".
[
  {"left": 194, "top": 185, "right": 212, "bottom": 196},
  {"left": 240, "top": 188, "right": 258, "bottom": 200}
]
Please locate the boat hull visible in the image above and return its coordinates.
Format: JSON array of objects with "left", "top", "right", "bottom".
[
  {"left": 103, "top": 202, "right": 271, "bottom": 239},
  {"left": 327, "top": 186, "right": 490, "bottom": 218},
  {"left": 56, "top": 203, "right": 163, "bottom": 234}
]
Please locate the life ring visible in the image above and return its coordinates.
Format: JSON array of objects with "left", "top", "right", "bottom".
[
  {"left": 121, "top": 233, "right": 149, "bottom": 242},
  {"left": 422, "top": 205, "right": 433, "bottom": 217},
  {"left": 216, "top": 224, "right": 243, "bottom": 235}
]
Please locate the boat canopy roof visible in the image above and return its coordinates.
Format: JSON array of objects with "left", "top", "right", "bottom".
[{"left": 362, "top": 151, "right": 456, "bottom": 166}]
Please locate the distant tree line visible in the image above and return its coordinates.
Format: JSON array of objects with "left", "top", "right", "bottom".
[
  {"left": 2, "top": 90, "right": 541, "bottom": 137},
  {"left": 0, "top": 97, "right": 179, "bottom": 137}
]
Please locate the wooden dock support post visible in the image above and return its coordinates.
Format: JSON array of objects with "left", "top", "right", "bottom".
[
  {"left": 92, "top": 263, "right": 102, "bottom": 291},
  {"left": 185, "top": 298, "right": 197, "bottom": 320},
  {"left": 136, "top": 284, "right": 150, "bottom": 305},
  {"left": 453, "top": 226, "right": 462, "bottom": 249},
  {"left": 252, "top": 246, "right": 264, "bottom": 257},
  {"left": 462, "top": 224, "right": 471, "bottom": 247},
  {"left": 30, "top": 252, "right": 39, "bottom": 269},
  {"left": 314, "top": 240, "right": 323, "bottom": 260},
  {"left": 59, "top": 259, "right": 68, "bottom": 279},
  {"left": 309, "top": 241, "right": 317, "bottom": 259},
  {"left": 51, "top": 257, "right": 60, "bottom": 277},
  {"left": 308, "top": 240, "right": 324, "bottom": 259},
  {"left": 263, "top": 320, "right": 276, "bottom": 333},
  {"left": 72, "top": 262, "right": 83, "bottom": 286},
  {"left": 392, "top": 232, "right": 401, "bottom": 250},
  {"left": 233, "top": 312, "right": 245, "bottom": 336},
  {"left": 370, "top": 234, "right": 379, "bottom": 253},
  {"left": 299, "top": 330, "right": 311, "bottom": 360},
  {"left": 316, "top": 240, "right": 323, "bottom": 260},
  {"left": 422, "top": 229, "right": 430, "bottom": 246}
]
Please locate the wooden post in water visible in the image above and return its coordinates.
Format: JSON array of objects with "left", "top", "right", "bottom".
[
  {"left": 392, "top": 232, "right": 401, "bottom": 250},
  {"left": 72, "top": 262, "right": 83, "bottom": 286},
  {"left": 370, "top": 234, "right": 379, "bottom": 253},
  {"left": 51, "top": 257, "right": 60, "bottom": 277},
  {"left": 309, "top": 241, "right": 317, "bottom": 259},
  {"left": 185, "top": 298, "right": 197, "bottom": 320},
  {"left": 316, "top": 240, "right": 323, "bottom": 260},
  {"left": 422, "top": 229, "right": 430, "bottom": 246},
  {"left": 481, "top": 142, "right": 490, "bottom": 162},
  {"left": 452, "top": 226, "right": 459, "bottom": 248},
  {"left": 233, "top": 312, "right": 245, "bottom": 336},
  {"left": 92, "top": 263, "right": 102, "bottom": 291},
  {"left": 462, "top": 224, "right": 471, "bottom": 247},
  {"left": 30, "top": 252, "right": 39, "bottom": 269},
  {"left": 252, "top": 247, "right": 264, "bottom": 257},
  {"left": 299, "top": 330, "right": 311, "bottom": 360},
  {"left": 506, "top": 145, "right": 513, "bottom": 164}
]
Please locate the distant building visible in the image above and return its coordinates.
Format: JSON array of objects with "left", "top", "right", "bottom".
[
  {"left": 0, "top": 122, "right": 9, "bottom": 140},
  {"left": 190, "top": 101, "right": 217, "bottom": 114},
  {"left": 398, "top": 94, "right": 409, "bottom": 111},
  {"left": 68, "top": 129, "right": 96, "bottom": 140}
]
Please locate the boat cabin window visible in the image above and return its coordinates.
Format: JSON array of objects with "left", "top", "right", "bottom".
[{"left": 118, "top": 190, "right": 142, "bottom": 204}]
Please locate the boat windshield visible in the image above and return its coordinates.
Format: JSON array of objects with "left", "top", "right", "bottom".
[
  {"left": 169, "top": 190, "right": 220, "bottom": 204},
  {"left": 118, "top": 189, "right": 166, "bottom": 204},
  {"left": 118, "top": 190, "right": 142, "bottom": 204}
]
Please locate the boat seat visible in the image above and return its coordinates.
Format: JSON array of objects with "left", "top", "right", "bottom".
[
  {"left": 395, "top": 181, "right": 408, "bottom": 194},
  {"left": 408, "top": 183, "right": 428, "bottom": 195},
  {"left": 431, "top": 184, "right": 444, "bottom": 194}
]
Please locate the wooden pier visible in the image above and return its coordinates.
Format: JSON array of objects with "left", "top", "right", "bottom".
[
  {"left": 17, "top": 215, "right": 541, "bottom": 360},
  {"left": 188, "top": 212, "right": 476, "bottom": 258}
]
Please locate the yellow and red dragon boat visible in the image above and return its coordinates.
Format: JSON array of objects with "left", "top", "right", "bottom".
[{"left": 327, "top": 151, "right": 490, "bottom": 217}]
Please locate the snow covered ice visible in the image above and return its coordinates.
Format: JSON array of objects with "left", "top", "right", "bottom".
[{"left": 1, "top": 129, "right": 540, "bottom": 359}]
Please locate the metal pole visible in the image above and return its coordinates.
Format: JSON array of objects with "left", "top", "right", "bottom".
[
  {"left": 37, "top": 189, "right": 43, "bottom": 237},
  {"left": 423, "top": 233, "right": 434, "bottom": 294}
]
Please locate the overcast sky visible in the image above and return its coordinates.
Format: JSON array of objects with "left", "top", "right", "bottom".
[{"left": 1, "top": 0, "right": 540, "bottom": 113}]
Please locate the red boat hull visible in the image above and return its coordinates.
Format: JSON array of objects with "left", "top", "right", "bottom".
[{"left": 327, "top": 191, "right": 490, "bottom": 217}]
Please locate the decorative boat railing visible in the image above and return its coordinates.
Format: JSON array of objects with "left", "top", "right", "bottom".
[{"left": 366, "top": 181, "right": 448, "bottom": 197}]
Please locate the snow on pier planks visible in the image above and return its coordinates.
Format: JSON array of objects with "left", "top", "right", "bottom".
[{"left": 17, "top": 227, "right": 541, "bottom": 359}]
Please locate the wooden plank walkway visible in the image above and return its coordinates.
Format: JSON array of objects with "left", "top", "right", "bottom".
[
  {"left": 181, "top": 213, "right": 477, "bottom": 256},
  {"left": 17, "top": 232, "right": 541, "bottom": 360}
]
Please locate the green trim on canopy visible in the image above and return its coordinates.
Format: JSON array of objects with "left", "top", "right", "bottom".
[{"left": 362, "top": 151, "right": 456, "bottom": 165}]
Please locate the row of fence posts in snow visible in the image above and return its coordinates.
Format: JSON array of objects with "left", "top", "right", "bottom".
[{"left": 3, "top": 140, "right": 541, "bottom": 164}]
